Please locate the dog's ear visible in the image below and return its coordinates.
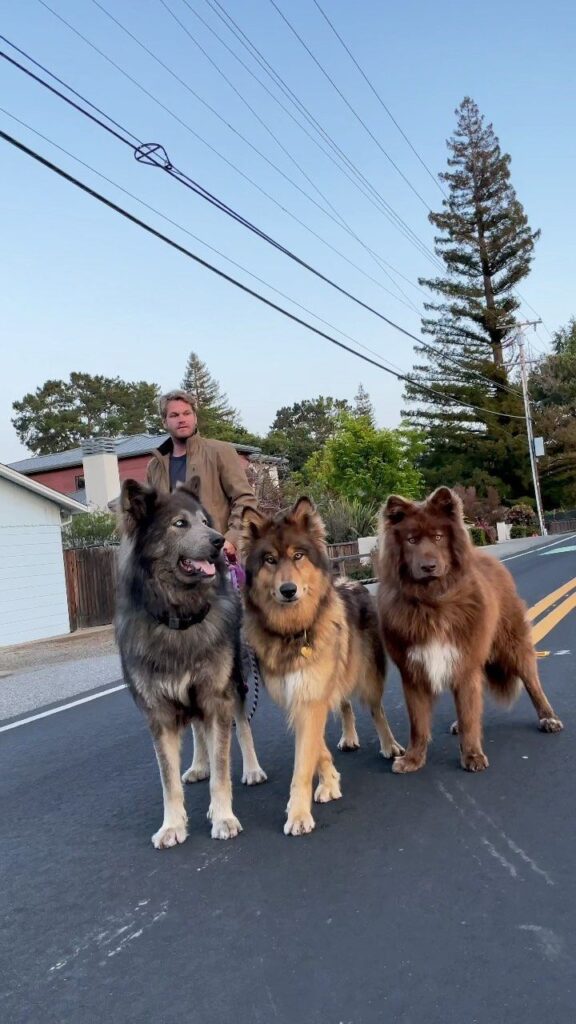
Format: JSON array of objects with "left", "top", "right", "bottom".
[
  {"left": 241, "top": 506, "right": 268, "bottom": 542},
  {"left": 382, "top": 495, "right": 416, "bottom": 524},
  {"left": 426, "top": 486, "right": 462, "bottom": 519},
  {"left": 290, "top": 496, "right": 326, "bottom": 543},
  {"left": 120, "top": 479, "right": 156, "bottom": 533},
  {"left": 176, "top": 475, "right": 201, "bottom": 501}
]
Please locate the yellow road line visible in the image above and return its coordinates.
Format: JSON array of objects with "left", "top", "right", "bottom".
[
  {"left": 531, "top": 591, "right": 576, "bottom": 645},
  {"left": 528, "top": 576, "right": 576, "bottom": 622}
]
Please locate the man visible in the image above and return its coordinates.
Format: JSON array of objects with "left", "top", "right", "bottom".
[{"left": 147, "top": 389, "right": 257, "bottom": 559}]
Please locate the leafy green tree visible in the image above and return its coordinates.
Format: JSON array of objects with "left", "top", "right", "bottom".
[
  {"left": 403, "top": 97, "right": 539, "bottom": 497},
  {"left": 530, "top": 317, "right": 576, "bottom": 507},
  {"left": 12, "top": 373, "right": 162, "bottom": 455},
  {"left": 264, "top": 395, "right": 351, "bottom": 472},
  {"left": 301, "top": 414, "right": 424, "bottom": 504}
]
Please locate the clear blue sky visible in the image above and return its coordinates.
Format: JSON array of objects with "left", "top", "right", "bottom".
[{"left": 1, "top": 0, "right": 575, "bottom": 462}]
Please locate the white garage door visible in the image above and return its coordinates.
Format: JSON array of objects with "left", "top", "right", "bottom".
[{"left": 0, "top": 524, "right": 70, "bottom": 647}]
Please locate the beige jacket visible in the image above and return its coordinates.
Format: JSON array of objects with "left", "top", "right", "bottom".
[{"left": 146, "top": 433, "right": 257, "bottom": 548}]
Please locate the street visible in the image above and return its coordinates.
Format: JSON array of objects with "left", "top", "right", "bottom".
[{"left": 1, "top": 538, "right": 575, "bottom": 1024}]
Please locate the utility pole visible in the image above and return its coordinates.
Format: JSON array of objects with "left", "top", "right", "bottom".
[{"left": 516, "top": 320, "right": 547, "bottom": 536}]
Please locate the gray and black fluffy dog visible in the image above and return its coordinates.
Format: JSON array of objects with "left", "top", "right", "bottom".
[{"left": 115, "top": 476, "right": 266, "bottom": 849}]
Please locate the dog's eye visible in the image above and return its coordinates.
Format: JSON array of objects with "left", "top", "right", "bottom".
[
  {"left": 407, "top": 537, "right": 417, "bottom": 545},
  {"left": 173, "top": 518, "right": 187, "bottom": 528},
  {"left": 434, "top": 534, "right": 443, "bottom": 542},
  {"left": 264, "top": 554, "right": 277, "bottom": 565},
  {"left": 293, "top": 551, "right": 305, "bottom": 561}
]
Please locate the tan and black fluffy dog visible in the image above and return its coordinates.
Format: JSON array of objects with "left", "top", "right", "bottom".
[
  {"left": 242, "top": 497, "right": 402, "bottom": 837},
  {"left": 377, "top": 486, "right": 563, "bottom": 775}
]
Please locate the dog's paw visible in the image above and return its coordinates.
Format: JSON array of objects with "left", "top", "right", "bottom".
[
  {"left": 391, "top": 754, "right": 424, "bottom": 774},
  {"left": 182, "top": 764, "right": 210, "bottom": 784},
  {"left": 314, "top": 775, "right": 342, "bottom": 804},
  {"left": 211, "top": 815, "right": 243, "bottom": 840},
  {"left": 380, "top": 740, "right": 405, "bottom": 759},
  {"left": 242, "top": 767, "right": 268, "bottom": 785},
  {"left": 461, "top": 751, "right": 489, "bottom": 772},
  {"left": 284, "top": 811, "right": 316, "bottom": 836},
  {"left": 337, "top": 735, "right": 360, "bottom": 751},
  {"left": 450, "top": 720, "right": 459, "bottom": 735},
  {"left": 539, "top": 716, "right": 564, "bottom": 733},
  {"left": 151, "top": 822, "right": 188, "bottom": 849}
]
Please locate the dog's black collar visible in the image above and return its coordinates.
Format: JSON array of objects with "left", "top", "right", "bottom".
[{"left": 153, "top": 604, "right": 211, "bottom": 630}]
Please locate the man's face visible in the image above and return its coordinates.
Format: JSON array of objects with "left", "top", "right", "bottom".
[{"left": 163, "top": 400, "right": 197, "bottom": 441}]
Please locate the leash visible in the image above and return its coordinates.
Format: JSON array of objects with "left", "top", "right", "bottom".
[{"left": 228, "top": 559, "right": 261, "bottom": 724}]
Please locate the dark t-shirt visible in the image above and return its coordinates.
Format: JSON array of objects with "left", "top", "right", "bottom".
[{"left": 169, "top": 454, "right": 187, "bottom": 491}]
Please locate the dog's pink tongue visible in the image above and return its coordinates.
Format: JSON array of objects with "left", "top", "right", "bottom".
[{"left": 191, "top": 560, "right": 216, "bottom": 576}]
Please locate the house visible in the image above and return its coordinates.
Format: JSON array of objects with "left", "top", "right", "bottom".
[
  {"left": 9, "top": 434, "right": 283, "bottom": 509},
  {"left": 0, "top": 465, "right": 86, "bottom": 647}
]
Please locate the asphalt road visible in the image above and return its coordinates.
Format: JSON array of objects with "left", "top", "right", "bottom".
[{"left": 1, "top": 539, "right": 575, "bottom": 1023}]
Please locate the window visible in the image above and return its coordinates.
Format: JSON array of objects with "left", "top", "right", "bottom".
[{"left": 75, "top": 475, "right": 85, "bottom": 489}]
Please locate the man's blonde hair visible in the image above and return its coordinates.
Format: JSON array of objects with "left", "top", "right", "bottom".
[{"left": 159, "top": 389, "right": 198, "bottom": 419}]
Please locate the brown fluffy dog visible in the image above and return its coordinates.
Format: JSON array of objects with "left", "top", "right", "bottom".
[
  {"left": 377, "top": 486, "right": 563, "bottom": 774},
  {"left": 242, "top": 498, "right": 402, "bottom": 836}
]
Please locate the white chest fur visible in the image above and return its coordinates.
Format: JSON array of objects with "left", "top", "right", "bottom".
[
  {"left": 408, "top": 642, "right": 460, "bottom": 694},
  {"left": 266, "top": 669, "right": 309, "bottom": 708}
]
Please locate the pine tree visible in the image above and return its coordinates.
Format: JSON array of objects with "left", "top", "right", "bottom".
[
  {"left": 403, "top": 97, "right": 539, "bottom": 497},
  {"left": 181, "top": 352, "right": 243, "bottom": 441},
  {"left": 353, "top": 384, "right": 375, "bottom": 425}
]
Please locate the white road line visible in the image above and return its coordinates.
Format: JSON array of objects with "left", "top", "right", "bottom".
[
  {"left": 0, "top": 683, "right": 127, "bottom": 733},
  {"left": 500, "top": 534, "right": 576, "bottom": 563}
]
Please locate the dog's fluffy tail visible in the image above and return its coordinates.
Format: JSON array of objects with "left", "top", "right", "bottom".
[{"left": 485, "top": 662, "right": 523, "bottom": 706}]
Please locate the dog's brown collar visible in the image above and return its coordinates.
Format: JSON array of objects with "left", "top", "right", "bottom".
[{"left": 153, "top": 604, "right": 211, "bottom": 630}]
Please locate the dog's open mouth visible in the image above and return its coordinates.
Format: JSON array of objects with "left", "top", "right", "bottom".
[{"left": 178, "top": 558, "right": 216, "bottom": 578}]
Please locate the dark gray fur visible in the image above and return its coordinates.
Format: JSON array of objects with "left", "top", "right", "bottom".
[{"left": 115, "top": 477, "right": 264, "bottom": 848}]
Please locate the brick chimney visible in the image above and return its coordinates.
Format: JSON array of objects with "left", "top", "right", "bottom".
[{"left": 82, "top": 437, "right": 121, "bottom": 511}]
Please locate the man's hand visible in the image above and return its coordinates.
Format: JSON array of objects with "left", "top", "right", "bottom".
[{"left": 223, "top": 540, "right": 237, "bottom": 560}]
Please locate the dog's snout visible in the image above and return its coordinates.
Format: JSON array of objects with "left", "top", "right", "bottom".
[
  {"left": 279, "top": 581, "right": 298, "bottom": 600},
  {"left": 420, "top": 561, "right": 437, "bottom": 575},
  {"left": 210, "top": 532, "right": 225, "bottom": 551}
]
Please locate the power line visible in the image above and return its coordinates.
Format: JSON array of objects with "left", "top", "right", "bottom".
[
  {"left": 204, "top": 0, "right": 443, "bottom": 270},
  {"left": 36, "top": 4, "right": 431, "bottom": 301},
  {"left": 175, "top": 0, "right": 432, "bottom": 292},
  {"left": 310, "top": 0, "right": 446, "bottom": 200},
  {"left": 0, "top": 129, "right": 527, "bottom": 422},
  {"left": 0, "top": 105, "right": 410, "bottom": 377},
  {"left": 8, "top": 36, "right": 417, "bottom": 314},
  {"left": 0, "top": 45, "right": 420, "bottom": 320},
  {"left": 1, "top": 42, "right": 523, "bottom": 402},
  {"left": 156, "top": 0, "right": 418, "bottom": 306},
  {"left": 267, "top": 0, "right": 432, "bottom": 211}
]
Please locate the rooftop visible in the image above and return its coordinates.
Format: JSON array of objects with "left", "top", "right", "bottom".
[{"left": 8, "top": 433, "right": 270, "bottom": 475}]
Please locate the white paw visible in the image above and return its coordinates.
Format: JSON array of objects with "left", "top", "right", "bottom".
[
  {"left": 211, "top": 815, "right": 243, "bottom": 840},
  {"left": 151, "top": 821, "right": 187, "bottom": 849},
  {"left": 380, "top": 741, "right": 405, "bottom": 759},
  {"left": 242, "top": 767, "right": 268, "bottom": 785},
  {"left": 182, "top": 764, "right": 210, "bottom": 783},
  {"left": 450, "top": 720, "right": 459, "bottom": 735},
  {"left": 284, "top": 811, "right": 316, "bottom": 836},
  {"left": 539, "top": 716, "right": 563, "bottom": 733},
  {"left": 337, "top": 736, "right": 360, "bottom": 751},
  {"left": 314, "top": 778, "right": 342, "bottom": 803}
]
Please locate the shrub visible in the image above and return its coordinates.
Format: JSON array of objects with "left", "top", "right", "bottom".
[
  {"left": 505, "top": 504, "right": 536, "bottom": 528},
  {"left": 469, "top": 526, "right": 487, "bottom": 546},
  {"left": 510, "top": 524, "right": 529, "bottom": 539},
  {"left": 63, "top": 511, "right": 119, "bottom": 549}
]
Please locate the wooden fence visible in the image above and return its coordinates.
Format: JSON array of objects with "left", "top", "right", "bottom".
[
  {"left": 63, "top": 540, "right": 370, "bottom": 632},
  {"left": 548, "top": 520, "right": 576, "bottom": 535},
  {"left": 64, "top": 547, "right": 117, "bottom": 631}
]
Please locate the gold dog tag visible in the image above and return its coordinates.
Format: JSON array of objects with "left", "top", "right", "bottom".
[{"left": 300, "top": 645, "right": 313, "bottom": 659}]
